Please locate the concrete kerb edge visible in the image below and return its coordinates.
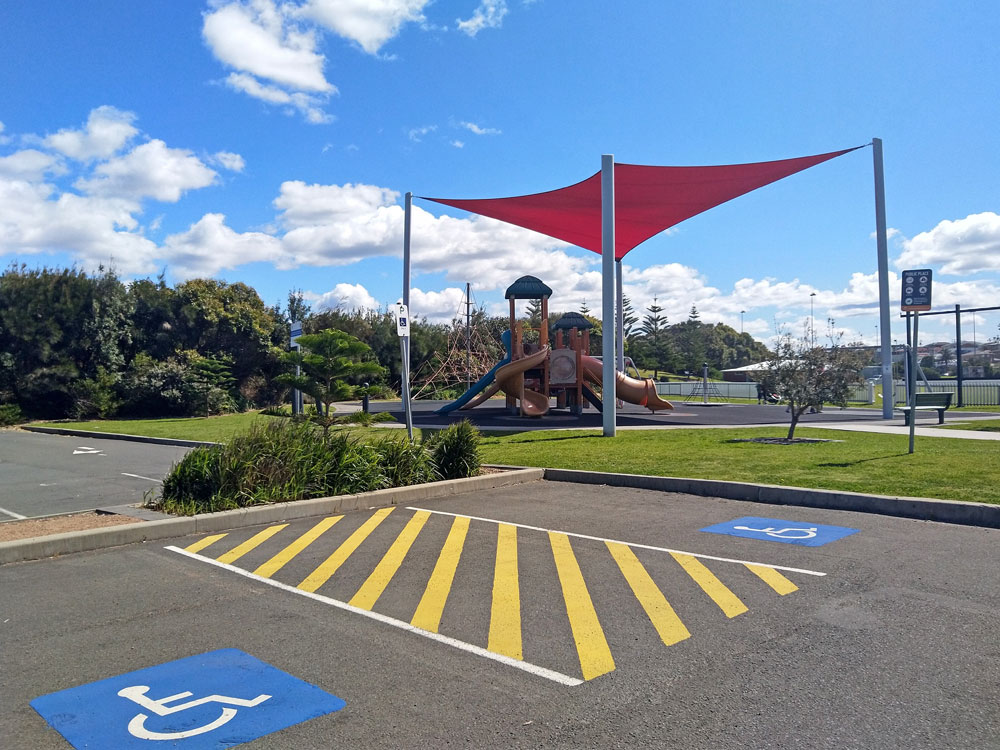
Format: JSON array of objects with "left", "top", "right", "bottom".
[
  {"left": 0, "top": 467, "right": 544, "bottom": 565},
  {"left": 22, "top": 425, "right": 219, "bottom": 448},
  {"left": 541, "top": 468, "right": 1000, "bottom": 529}
]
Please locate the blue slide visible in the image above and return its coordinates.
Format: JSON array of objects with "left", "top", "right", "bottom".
[{"left": 436, "top": 330, "right": 512, "bottom": 414}]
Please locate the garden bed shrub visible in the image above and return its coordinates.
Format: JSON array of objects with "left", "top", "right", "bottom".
[
  {"left": 427, "top": 420, "right": 482, "bottom": 480},
  {"left": 0, "top": 403, "right": 24, "bottom": 426}
]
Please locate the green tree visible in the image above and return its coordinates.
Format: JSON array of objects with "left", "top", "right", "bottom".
[
  {"left": 277, "top": 329, "right": 385, "bottom": 433},
  {"left": 634, "top": 298, "right": 675, "bottom": 379}
]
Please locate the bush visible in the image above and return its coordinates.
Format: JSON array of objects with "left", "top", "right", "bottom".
[
  {"left": 427, "top": 420, "right": 482, "bottom": 480},
  {"left": 0, "top": 403, "right": 24, "bottom": 426},
  {"left": 373, "top": 434, "right": 438, "bottom": 486},
  {"left": 158, "top": 445, "right": 225, "bottom": 511}
]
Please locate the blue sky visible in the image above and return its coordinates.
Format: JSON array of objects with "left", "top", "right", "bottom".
[{"left": 2, "top": 0, "right": 999, "bottom": 350}]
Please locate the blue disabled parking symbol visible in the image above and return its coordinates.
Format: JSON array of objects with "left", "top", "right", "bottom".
[
  {"left": 701, "top": 516, "right": 859, "bottom": 547},
  {"left": 31, "top": 648, "right": 345, "bottom": 749}
]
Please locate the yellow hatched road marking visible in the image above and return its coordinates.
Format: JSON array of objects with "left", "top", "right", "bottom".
[
  {"left": 349, "top": 510, "right": 431, "bottom": 610},
  {"left": 216, "top": 524, "right": 288, "bottom": 565},
  {"left": 745, "top": 564, "right": 799, "bottom": 595},
  {"left": 411, "top": 515, "right": 471, "bottom": 632},
  {"left": 184, "top": 533, "right": 228, "bottom": 554},
  {"left": 670, "top": 552, "right": 749, "bottom": 618},
  {"left": 488, "top": 523, "right": 522, "bottom": 660},
  {"left": 298, "top": 507, "right": 395, "bottom": 593},
  {"left": 606, "top": 541, "right": 691, "bottom": 647},
  {"left": 550, "top": 532, "right": 615, "bottom": 680},
  {"left": 253, "top": 516, "right": 343, "bottom": 578}
]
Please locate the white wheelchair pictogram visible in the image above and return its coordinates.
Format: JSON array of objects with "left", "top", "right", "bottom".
[
  {"left": 117, "top": 684, "right": 271, "bottom": 741},
  {"left": 732, "top": 524, "right": 818, "bottom": 540}
]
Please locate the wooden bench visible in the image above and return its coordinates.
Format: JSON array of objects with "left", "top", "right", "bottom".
[{"left": 898, "top": 392, "right": 953, "bottom": 425}]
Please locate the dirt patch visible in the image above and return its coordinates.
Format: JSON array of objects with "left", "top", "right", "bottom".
[{"left": 0, "top": 512, "right": 142, "bottom": 543}]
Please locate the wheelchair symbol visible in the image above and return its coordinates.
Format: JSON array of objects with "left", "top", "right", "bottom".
[
  {"left": 732, "top": 525, "right": 818, "bottom": 540},
  {"left": 117, "top": 684, "right": 271, "bottom": 741}
]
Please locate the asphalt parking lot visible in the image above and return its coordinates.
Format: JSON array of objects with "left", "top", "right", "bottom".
[
  {"left": 3, "top": 480, "right": 997, "bottom": 749},
  {"left": 0, "top": 430, "right": 190, "bottom": 520}
]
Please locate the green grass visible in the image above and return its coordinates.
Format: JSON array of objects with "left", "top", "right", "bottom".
[
  {"left": 36, "top": 412, "right": 281, "bottom": 442},
  {"left": 480, "top": 427, "right": 1000, "bottom": 505},
  {"left": 937, "top": 418, "right": 1000, "bottom": 432}
]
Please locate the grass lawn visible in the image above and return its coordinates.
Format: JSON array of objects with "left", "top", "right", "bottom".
[
  {"left": 480, "top": 427, "right": 1000, "bottom": 505},
  {"left": 35, "top": 412, "right": 280, "bottom": 442},
  {"left": 937, "top": 418, "right": 1000, "bottom": 432}
]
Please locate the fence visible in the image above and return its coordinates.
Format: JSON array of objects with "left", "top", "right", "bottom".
[{"left": 891, "top": 379, "right": 1000, "bottom": 407}]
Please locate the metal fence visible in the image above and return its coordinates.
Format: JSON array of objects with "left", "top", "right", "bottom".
[{"left": 891, "top": 379, "right": 1000, "bottom": 407}]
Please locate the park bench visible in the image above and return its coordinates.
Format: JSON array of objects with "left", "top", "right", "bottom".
[{"left": 898, "top": 391, "right": 953, "bottom": 425}]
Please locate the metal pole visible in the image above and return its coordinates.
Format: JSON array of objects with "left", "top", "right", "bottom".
[
  {"left": 401, "top": 192, "right": 413, "bottom": 440},
  {"left": 702, "top": 363, "right": 709, "bottom": 405},
  {"left": 955, "top": 304, "right": 964, "bottom": 407},
  {"left": 908, "top": 312, "right": 919, "bottom": 453},
  {"left": 905, "top": 312, "right": 912, "bottom": 404},
  {"left": 873, "top": 138, "right": 894, "bottom": 419},
  {"left": 616, "top": 259, "right": 624, "bottom": 373},
  {"left": 601, "top": 154, "right": 616, "bottom": 437},
  {"left": 466, "top": 282, "right": 471, "bottom": 389}
]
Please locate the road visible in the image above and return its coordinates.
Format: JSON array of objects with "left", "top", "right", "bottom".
[
  {"left": 3, "top": 480, "right": 997, "bottom": 749},
  {"left": 0, "top": 430, "right": 191, "bottom": 520}
]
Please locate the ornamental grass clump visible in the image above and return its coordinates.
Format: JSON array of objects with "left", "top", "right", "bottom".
[
  {"left": 427, "top": 420, "right": 482, "bottom": 480},
  {"left": 373, "top": 434, "right": 439, "bottom": 487}
]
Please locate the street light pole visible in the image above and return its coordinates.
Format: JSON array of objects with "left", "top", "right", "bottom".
[{"left": 809, "top": 292, "right": 816, "bottom": 347}]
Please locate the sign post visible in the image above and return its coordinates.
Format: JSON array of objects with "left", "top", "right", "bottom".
[
  {"left": 901, "top": 269, "right": 932, "bottom": 454},
  {"left": 396, "top": 303, "right": 413, "bottom": 440},
  {"left": 290, "top": 320, "right": 303, "bottom": 416}
]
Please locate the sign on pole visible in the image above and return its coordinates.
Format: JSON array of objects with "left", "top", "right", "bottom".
[
  {"left": 396, "top": 303, "right": 413, "bottom": 439},
  {"left": 901, "top": 269, "right": 932, "bottom": 312},
  {"left": 290, "top": 320, "right": 303, "bottom": 416},
  {"left": 395, "top": 304, "right": 409, "bottom": 337}
]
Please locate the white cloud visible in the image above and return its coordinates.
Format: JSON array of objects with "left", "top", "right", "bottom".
[
  {"left": 310, "top": 282, "right": 380, "bottom": 312},
  {"left": 203, "top": 1, "right": 332, "bottom": 92},
  {"left": 459, "top": 120, "right": 501, "bottom": 136},
  {"left": 897, "top": 212, "right": 1000, "bottom": 275},
  {"left": 0, "top": 149, "right": 66, "bottom": 182},
  {"left": 451, "top": 140, "right": 465, "bottom": 149},
  {"left": 224, "top": 72, "right": 334, "bottom": 123},
  {"left": 408, "top": 124, "right": 437, "bottom": 142},
  {"left": 457, "top": 0, "right": 508, "bottom": 36},
  {"left": 42, "top": 106, "right": 138, "bottom": 161},
  {"left": 77, "top": 140, "right": 218, "bottom": 202},
  {"left": 209, "top": 151, "right": 246, "bottom": 172},
  {"left": 409, "top": 287, "right": 469, "bottom": 322},
  {"left": 297, "top": 0, "right": 429, "bottom": 55},
  {"left": 161, "top": 213, "right": 285, "bottom": 278},
  {"left": 0, "top": 121, "right": 10, "bottom": 145}
]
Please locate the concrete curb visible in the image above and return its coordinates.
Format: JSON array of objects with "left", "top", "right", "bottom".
[
  {"left": 0, "top": 468, "right": 544, "bottom": 565},
  {"left": 541, "top": 468, "right": 1000, "bottom": 529},
  {"left": 22, "top": 425, "right": 218, "bottom": 448}
]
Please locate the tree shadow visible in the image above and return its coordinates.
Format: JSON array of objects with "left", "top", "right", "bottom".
[{"left": 817, "top": 453, "right": 909, "bottom": 467}]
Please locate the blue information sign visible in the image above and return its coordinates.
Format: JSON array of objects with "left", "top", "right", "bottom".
[
  {"left": 700, "top": 516, "right": 859, "bottom": 547},
  {"left": 31, "top": 649, "right": 345, "bottom": 749}
]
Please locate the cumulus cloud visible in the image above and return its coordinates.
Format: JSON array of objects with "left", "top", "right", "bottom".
[
  {"left": 309, "top": 282, "right": 380, "bottom": 312},
  {"left": 209, "top": 151, "right": 246, "bottom": 172},
  {"left": 77, "top": 140, "right": 218, "bottom": 202},
  {"left": 450, "top": 140, "right": 465, "bottom": 149},
  {"left": 297, "top": 0, "right": 429, "bottom": 55},
  {"left": 161, "top": 213, "right": 285, "bottom": 277},
  {"left": 0, "top": 121, "right": 11, "bottom": 145},
  {"left": 408, "top": 124, "right": 437, "bottom": 142},
  {"left": 0, "top": 149, "right": 66, "bottom": 182},
  {"left": 457, "top": 0, "right": 508, "bottom": 36},
  {"left": 897, "top": 212, "right": 1000, "bottom": 275},
  {"left": 42, "top": 106, "right": 138, "bottom": 161}
]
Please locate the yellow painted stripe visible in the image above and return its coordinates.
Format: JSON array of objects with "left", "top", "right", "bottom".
[
  {"left": 297, "top": 508, "right": 395, "bottom": 593},
  {"left": 411, "top": 515, "right": 471, "bottom": 632},
  {"left": 745, "top": 564, "right": 799, "bottom": 595},
  {"left": 216, "top": 524, "right": 288, "bottom": 565},
  {"left": 487, "top": 524, "right": 522, "bottom": 660},
  {"left": 253, "top": 516, "right": 343, "bottom": 578},
  {"left": 551, "top": 532, "right": 615, "bottom": 680},
  {"left": 671, "top": 552, "right": 748, "bottom": 618},
  {"left": 606, "top": 541, "right": 691, "bottom": 647},
  {"left": 184, "top": 533, "right": 228, "bottom": 554},
  {"left": 349, "top": 511, "right": 431, "bottom": 610}
]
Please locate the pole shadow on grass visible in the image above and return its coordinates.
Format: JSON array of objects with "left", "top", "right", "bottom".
[{"left": 816, "top": 453, "right": 910, "bottom": 467}]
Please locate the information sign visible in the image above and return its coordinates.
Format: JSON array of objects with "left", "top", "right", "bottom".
[{"left": 900, "top": 269, "right": 932, "bottom": 312}]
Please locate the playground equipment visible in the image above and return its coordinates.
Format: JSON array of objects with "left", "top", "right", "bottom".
[{"left": 438, "top": 276, "right": 673, "bottom": 416}]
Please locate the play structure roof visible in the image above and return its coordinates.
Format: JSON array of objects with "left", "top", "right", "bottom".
[
  {"left": 552, "top": 311, "right": 594, "bottom": 331},
  {"left": 504, "top": 275, "right": 552, "bottom": 299},
  {"left": 422, "top": 146, "right": 862, "bottom": 260}
]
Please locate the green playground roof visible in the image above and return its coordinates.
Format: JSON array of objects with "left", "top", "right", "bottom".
[{"left": 504, "top": 275, "right": 552, "bottom": 300}]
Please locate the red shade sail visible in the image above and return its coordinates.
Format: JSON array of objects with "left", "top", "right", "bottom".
[{"left": 421, "top": 146, "right": 864, "bottom": 260}]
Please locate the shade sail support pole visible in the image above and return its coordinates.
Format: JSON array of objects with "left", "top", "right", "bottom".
[
  {"left": 872, "top": 138, "right": 893, "bottom": 419},
  {"left": 616, "top": 260, "right": 625, "bottom": 373},
  {"left": 601, "top": 155, "right": 617, "bottom": 437},
  {"left": 401, "top": 191, "right": 413, "bottom": 440}
]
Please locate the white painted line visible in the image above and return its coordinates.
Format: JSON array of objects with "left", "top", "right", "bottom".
[
  {"left": 121, "top": 472, "right": 161, "bottom": 482},
  {"left": 0, "top": 506, "right": 28, "bottom": 520},
  {"left": 166, "top": 545, "right": 584, "bottom": 687},
  {"left": 406, "top": 507, "right": 828, "bottom": 578}
]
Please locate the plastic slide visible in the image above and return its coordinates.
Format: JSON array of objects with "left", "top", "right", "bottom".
[
  {"left": 436, "top": 331, "right": 512, "bottom": 414},
  {"left": 494, "top": 346, "right": 551, "bottom": 416},
  {"left": 579, "top": 355, "right": 674, "bottom": 412}
]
